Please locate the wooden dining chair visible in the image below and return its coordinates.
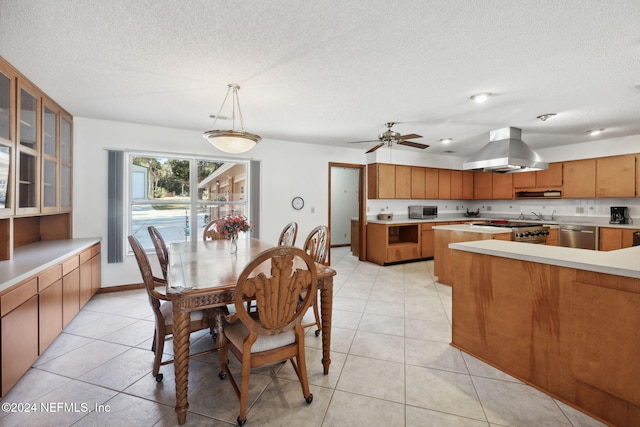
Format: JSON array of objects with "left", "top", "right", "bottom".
[
  {"left": 302, "top": 225, "right": 330, "bottom": 336},
  {"left": 128, "top": 235, "right": 218, "bottom": 382},
  {"left": 277, "top": 222, "right": 298, "bottom": 246},
  {"left": 203, "top": 219, "right": 225, "bottom": 240},
  {"left": 218, "top": 246, "right": 317, "bottom": 425},
  {"left": 147, "top": 226, "right": 169, "bottom": 282}
]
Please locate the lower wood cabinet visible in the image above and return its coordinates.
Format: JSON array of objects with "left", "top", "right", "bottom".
[
  {"left": 546, "top": 228, "right": 558, "bottom": 246},
  {"left": 599, "top": 227, "right": 640, "bottom": 251},
  {"left": 367, "top": 223, "right": 421, "bottom": 265},
  {"left": 421, "top": 222, "right": 449, "bottom": 258},
  {"left": 38, "top": 279, "right": 63, "bottom": 354},
  {"left": 0, "top": 242, "right": 101, "bottom": 397},
  {"left": 1, "top": 294, "right": 38, "bottom": 396}
]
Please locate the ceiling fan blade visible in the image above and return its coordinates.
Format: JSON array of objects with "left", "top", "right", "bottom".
[
  {"left": 348, "top": 139, "right": 380, "bottom": 144},
  {"left": 398, "top": 133, "right": 422, "bottom": 140},
  {"left": 397, "top": 140, "right": 430, "bottom": 149},
  {"left": 365, "top": 143, "right": 385, "bottom": 153}
]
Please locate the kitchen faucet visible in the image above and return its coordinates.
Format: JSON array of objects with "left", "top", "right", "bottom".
[
  {"left": 551, "top": 210, "right": 556, "bottom": 221},
  {"left": 531, "top": 211, "right": 545, "bottom": 221}
]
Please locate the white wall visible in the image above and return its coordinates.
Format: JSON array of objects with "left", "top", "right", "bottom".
[{"left": 73, "top": 118, "right": 364, "bottom": 287}]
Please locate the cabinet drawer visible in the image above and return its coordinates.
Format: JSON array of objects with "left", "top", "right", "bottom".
[
  {"left": 91, "top": 243, "right": 100, "bottom": 257},
  {"left": 79, "top": 247, "right": 92, "bottom": 264},
  {"left": 38, "top": 265, "right": 62, "bottom": 292},
  {"left": 1, "top": 277, "right": 38, "bottom": 317},
  {"left": 387, "top": 243, "right": 421, "bottom": 263},
  {"left": 62, "top": 255, "right": 79, "bottom": 276}
]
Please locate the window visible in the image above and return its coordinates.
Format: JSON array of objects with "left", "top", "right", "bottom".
[{"left": 128, "top": 153, "right": 250, "bottom": 252}]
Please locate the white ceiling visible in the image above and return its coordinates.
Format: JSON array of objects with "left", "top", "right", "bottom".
[{"left": 1, "top": 0, "right": 640, "bottom": 158}]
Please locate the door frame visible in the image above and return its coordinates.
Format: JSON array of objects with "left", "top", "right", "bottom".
[{"left": 328, "top": 162, "right": 366, "bottom": 261}]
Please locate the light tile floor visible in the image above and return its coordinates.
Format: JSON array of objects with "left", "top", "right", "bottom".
[{"left": 0, "top": 247, "right": 607, "bottom": 426}]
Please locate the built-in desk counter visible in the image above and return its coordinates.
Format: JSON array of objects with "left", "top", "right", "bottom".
[
  {"left": 0, "top": 238, "right": 101, "bottom": 397},
  {"left": 449, "top": 240, "right": 640, "bottom": 426}
]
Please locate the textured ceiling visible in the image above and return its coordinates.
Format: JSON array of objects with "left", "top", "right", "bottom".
[{"left": 1, "top": 0, "right": 640, "bottom": 158}]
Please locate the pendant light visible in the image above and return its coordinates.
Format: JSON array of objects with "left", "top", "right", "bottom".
[{"left": 203, "top": 84, "right": 261, "bottom": 153}]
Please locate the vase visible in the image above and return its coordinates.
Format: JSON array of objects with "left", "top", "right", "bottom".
[{"left": 230, "top": 236, "right": 237, "bottom": 254}]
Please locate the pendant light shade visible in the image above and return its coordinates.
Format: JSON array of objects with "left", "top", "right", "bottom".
[{"left": 203, "top": 84, "right": 261, "bottom": 153}]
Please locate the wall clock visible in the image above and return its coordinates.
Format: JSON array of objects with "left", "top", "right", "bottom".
[{"left": 291, "top": 196, "right": 304, "bottom": 210}]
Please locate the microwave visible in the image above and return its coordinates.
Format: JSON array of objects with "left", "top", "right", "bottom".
[{"left": 408, "top": 205, "right": 437, "bottom": 219}]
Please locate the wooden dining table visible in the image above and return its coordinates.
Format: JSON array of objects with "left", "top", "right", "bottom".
[{"left": 167, "top": 238, "right": 336, "bottom": 425}]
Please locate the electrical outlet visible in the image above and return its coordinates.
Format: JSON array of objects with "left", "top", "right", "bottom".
[
  {"left": 576, "top": 207, "right": 584, "bottom": 214},
  {"left": 487, "top": 206, "right": 492, "bottom": 211}
]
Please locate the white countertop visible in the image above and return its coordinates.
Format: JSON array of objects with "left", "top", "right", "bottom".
[
  {"left": 449, "top": 239, "right": 640, "bottom": 279},
  {"left": 0, "top": 238, "right": 101, "bottom": 293},
  {"left": 368, "top": 216, "right": 639, "bottom": 229}
]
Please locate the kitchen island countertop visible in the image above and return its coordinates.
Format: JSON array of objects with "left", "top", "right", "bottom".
[{"left": 449, "top": 239, "right": 640, "bottom": 279}]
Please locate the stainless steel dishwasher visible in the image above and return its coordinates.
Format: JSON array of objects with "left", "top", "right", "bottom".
[{"left": 558, "top": 224, "right": 598, "bottom": 250}]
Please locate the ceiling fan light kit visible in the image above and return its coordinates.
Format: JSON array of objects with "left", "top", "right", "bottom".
[
  {"left": 349, "top": 122, "right": 429, "bottom": 153},
  {"left": 470, "top": 92, "right": 492, "bottom": 103},
  {"left": 203, "top": 84, "right": 262, "bottom": 154},
  {"left": 537, "top": 113, "right": 557, "bottom": 121}
]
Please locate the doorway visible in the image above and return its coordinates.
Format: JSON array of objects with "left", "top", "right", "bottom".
[{"left": 328, "top": 162, "right": 366, "bottom": 261}]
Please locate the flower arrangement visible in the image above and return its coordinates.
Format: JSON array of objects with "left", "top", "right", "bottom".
[{"left": 215, "top": 215, "right": 252, "bottom": 239}]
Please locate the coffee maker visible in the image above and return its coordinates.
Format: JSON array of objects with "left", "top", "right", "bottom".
[{"left": 610, "top": 206, "right": 630, "bottom": 224}]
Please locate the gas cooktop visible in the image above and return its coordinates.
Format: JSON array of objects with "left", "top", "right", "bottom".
[{"left": 479, "top": 221, "right": 542, "bottom": 228}]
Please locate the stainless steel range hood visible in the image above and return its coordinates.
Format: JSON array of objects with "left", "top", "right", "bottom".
[{"left": 463, "top": 127, "right": 548, "bottom": 173}]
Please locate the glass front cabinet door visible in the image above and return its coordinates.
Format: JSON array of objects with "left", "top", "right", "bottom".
[
  {"left": 0, "top": 61, "right": 15, "bottom": 216},
  {"left": 41, "top": 101, "right": 58, "bottom": 212},
  {"left": 16, "top": 78, "right": 40, "bottom": 215},
  {"left": 59, "top": 113, "right": 72, "bottom": 211}
]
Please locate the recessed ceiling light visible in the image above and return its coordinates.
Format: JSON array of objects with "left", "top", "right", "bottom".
[
  {"left": 470, "top": 93, "right": 491, "bottom": 103},
  {"left": 588, "top": 129, "right": 604, "bottom": 136},
  {"left": 439, "top": 138, "right": 452, "bottom": 144},
  {"left": 536, "top": 113, "right": 556, "bottom": 121}
]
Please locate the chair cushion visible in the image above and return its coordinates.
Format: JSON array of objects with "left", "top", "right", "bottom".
[
  {"left": 159, "top": 301, "right": 205, "bottom": 326},
  {"left": 224, "top": 321, "right": 296, "bottom": 353}
]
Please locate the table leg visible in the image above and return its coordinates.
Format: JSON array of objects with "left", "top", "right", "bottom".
[
  {"left": 173, "top": 303, "right": 191, "bottom": 424},
  {"left": 319, "top": 277, "right": 333, "bottom": 375}
]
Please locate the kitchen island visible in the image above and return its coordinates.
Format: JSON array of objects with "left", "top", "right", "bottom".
[
  {"left": 448, "top": 239, "right": 640, "bottom": 427},
  {"left": 433, "top": 223, "right": 513, "bottom": 285}
]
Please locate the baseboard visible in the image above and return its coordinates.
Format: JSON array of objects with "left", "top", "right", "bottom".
[{"left": 96, "top": 283, "right": 145, "bottom": 293}]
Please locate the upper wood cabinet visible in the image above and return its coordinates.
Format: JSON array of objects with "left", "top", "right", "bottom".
[
  {"left": 438, "top": 169, "right": 451, "bottom": 200},
  {"left": 0, "top": 56, "right": 73, "bottom": 261},
  {"left": 536, "top": 162, "right": 563, "bottom": 187},
  {"left": 473, "top": 172, "right": 492, "bottom": 200},
  {"left": 513, "top": 162, "right": 563, "bottom": 189},
  {"left": 450, "top": 170, "right": 462, "bottom": 199},
  {"left": 492, "top": 173, "right": 513, "bottom": 199},
  {"left": 425, "top": 168, "right": 439, "bottom": 199},
  {"left": 637, "top": 154, "right": 640, "bottom": 197},
  {"left": 59, "top": 112, "right": 72, "bottom": 211},
  {"left": 512, "top": 171, "right": 536, "bottom": 188},
  {"left": 596, "top": 154, "right": 635, "bottom": 198},
  {"left": 0, "top": 61, "right": 15, "bottom": 218},
  {"left": 15, "top": 78, "right": 41, "bottom": 216},
  {"left": 367, "top": 163, "right": 395, "bottom": 199},
  {"left": 462, "top": 171, "right": 474, "bottom": 200},
  {"left": 395, "top": 165, "right": 411, "bottom": 199},
  {"left": 563, "top": 159, "right": 596, "bottom": 198},
  {"left": 410, "top": 167, "right": 425, "bottom": 199}
]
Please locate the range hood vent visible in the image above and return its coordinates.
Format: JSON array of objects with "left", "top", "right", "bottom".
[{"left": 463, "top": 127, "right": 548, "bottom": 173}]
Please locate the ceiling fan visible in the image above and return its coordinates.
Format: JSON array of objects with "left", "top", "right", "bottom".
[{"left": 349, "top": 122, "right": 429, "bottom": 153}]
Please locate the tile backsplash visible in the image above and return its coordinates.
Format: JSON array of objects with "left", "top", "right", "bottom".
[{"left": 368, "top": 198, "right": 640, "bottom": 223}]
